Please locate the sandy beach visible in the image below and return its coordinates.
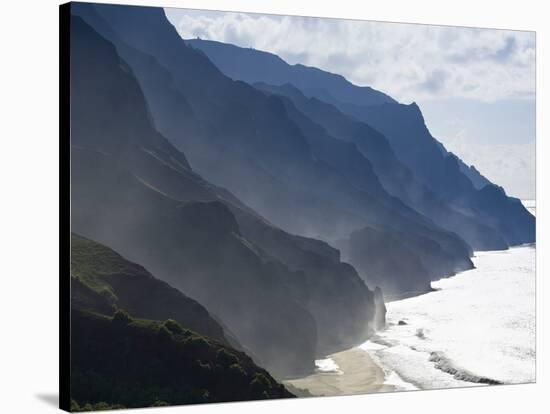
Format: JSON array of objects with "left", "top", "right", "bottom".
[{"left": 284, "top": 347, "right": 394, "bottom": 397}]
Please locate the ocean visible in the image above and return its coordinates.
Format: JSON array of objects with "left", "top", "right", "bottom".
[
  {"left": 359, "top": 200, "right": 536, "bottom": 390},
  {"left": 305, "top": 200, "right": 536, "bottom": 393},
  {"left": 358, "top": 197, "right": 536, "bottom": 390}
]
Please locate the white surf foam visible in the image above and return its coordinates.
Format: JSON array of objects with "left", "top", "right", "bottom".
[
  {"left": 314, "top": 357, "right": 342, "bottom": 374},
  {"left": 361, "top": 245, "right": 535, "bottom": 389}
]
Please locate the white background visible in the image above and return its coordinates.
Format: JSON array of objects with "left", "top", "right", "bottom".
[{"left": 0, "top": 0, "right": 547, "bottom": 413}]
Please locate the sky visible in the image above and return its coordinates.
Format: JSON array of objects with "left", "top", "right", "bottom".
[{"left": 165, "top": 8, "right": 536, "bottom": 200}]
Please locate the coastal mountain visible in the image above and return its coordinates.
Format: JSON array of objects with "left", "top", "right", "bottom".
[
  {"left": 249, "top": 83, "right": 475, "bottom": 294},
  {"left": 187, "top": 38, "right": 535, "bottom": 249},
  {"left": 73, "top": 3, "right": 475, "bottom": 296},
  {"left": 69, "top": 11, "right": 383, "bottom": 377},
  {"left": 348, "top": 102, "right": 535, "bottom": 246},
  {"left": 70, "top": 234, "right": 293, "bottom": 409},
  {"left": 71, "top": 233, "right": 226, "bottom": 344},
  {"left": 254, "top": 82, "right": 508, "bottom": 252},
  {"left": 63, "top": 3, "right": 535, "bottom": 408}
]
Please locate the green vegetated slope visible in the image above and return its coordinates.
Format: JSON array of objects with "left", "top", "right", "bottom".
[
  {"left": 71, "top": 233, "right": 226, "bottom": 342},
  {"left": 70, "top": 233, "right": 293, "bottom": 410}
]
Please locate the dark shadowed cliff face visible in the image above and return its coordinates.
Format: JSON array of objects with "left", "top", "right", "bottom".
[
  {"left": 345, "top": 102, "right": 475, "bottom": 199},
  {"left": 253, "top": 82, "right": 396, "bottom": 199},
  {"left": 187, "top": 38, "right": 534, "bottom": 250},
  {"left": 70, "top": 235, "right": 293, "bottom": 407},
  {"left": 75, "top": 3, "right": 475, "bottom": 299},
  {"left": 70, "top": 15, "right": 317, "bottom": 377},
  {"left": 254, "top": 83, "right": 509, "bottom": 252},
  {"left": 345, "top": 228, "right": 433, "bottom": 297},
  {"left": 331, "top": 102, "right": 535, "bottom": 247},
  {"left": 69, "top": 13, "right": 380, "bottom": 376}
]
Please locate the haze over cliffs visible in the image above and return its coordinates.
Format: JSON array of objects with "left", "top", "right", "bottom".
[
  {"left": 188, "top": 38, "right": 534, "bottom": 249},
  {"left": 73, "top": 3, "right": 484, "bottom": 297},
  {"left": 186, "top": 37, "right": 535, "bottom": 283},
  {"left": 70, "top": 7, "right": 385, "bottom": 385},
  {"left": 66, "top": 2, "right": 535, "bottom": 407}
]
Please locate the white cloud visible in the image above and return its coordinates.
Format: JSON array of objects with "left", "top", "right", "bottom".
[
  {"left": 164, "top": 8, "right": 536, "bottom": 199},
  {"left": 447, "top": 139, "right": 535, "bottom": 200},
  {"left": 419, "top": 97, "right": 535, "bottom": 199},
  {"left": 165, "top": 8, "right": 535, "bottom": 103}
]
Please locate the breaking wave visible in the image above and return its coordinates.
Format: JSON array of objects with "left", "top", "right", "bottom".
[{"left": 360, "top": 244, "right": 535, "bottom": 390}]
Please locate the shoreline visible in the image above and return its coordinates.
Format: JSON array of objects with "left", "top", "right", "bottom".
[
  {"left": 284, "top": 346, "right": 395, "bottom": 397},
  {"left": 368, "top": 245, "right": 535, "bottom": 389},
  {"left": 285, "top": 239, "right": 535, "bottom": 397}
]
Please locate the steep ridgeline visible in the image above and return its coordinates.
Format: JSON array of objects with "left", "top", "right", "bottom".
[
  {"left": 69, "top": 13, "right": 380, "bottom": 377},
  {"left": 250, "top": 84, "right": 478, "bottom": 295},
  {"left": 186, "top": 38, "right": 396, "bottom": 107},
  {"left": 188, "top": 38, "right": 535, "bottom": 249},
  {"left": 345, "top": 102, "right": 535, "bottom": 246},
  {"left": 70, "top": 234, "right": 293, "bottom": 408},
  {"left": 74, "top": 3, "right": 474, "bottom": 297},
  {"left": 254, "top": 82, "right": 508, "bottom": 251}
]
